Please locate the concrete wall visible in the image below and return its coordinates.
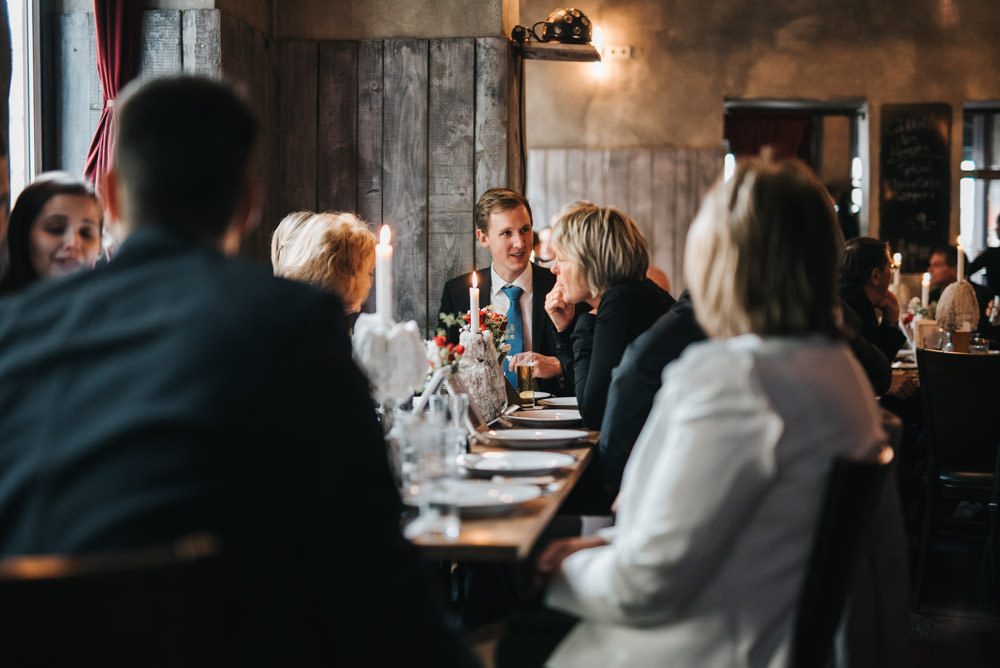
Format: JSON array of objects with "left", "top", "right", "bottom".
[
  {"left": 274, "top": 0, "right": 512, "bottom": 40},
  {"left": 520, "top": 0, "right": 1000, "bottom": 235}
]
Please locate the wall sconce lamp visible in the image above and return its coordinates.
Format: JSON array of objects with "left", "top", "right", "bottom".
[{"left": 511, "top": 8, "right": 602, "bottom": 63}]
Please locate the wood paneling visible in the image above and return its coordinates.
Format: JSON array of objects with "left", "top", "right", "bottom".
[
  {"left": 140, "top": 10, "right": 182, "bottom": 80},
  {"left": 474, "top": 37, "right": 513, "bottom": 270},
  {"left": 382, "top": 39, "right": 429, "bottom": 329},
  {"left": 527, "top": 147, "right": 722, "bottom": 294},
  {"left": 427, "top": 38, "right": 475, "bottom": 333},
  {"left": 182, "top": 10, "right": 221, "bottom": 76},
  {"left": 318, "top": 41, "right": 359, "bottom": 214},
  {"left": 273, "top": 41, "right": 318, "bottom": 218},
  {"left": 53, "top": 12, "right": 101, "bottom": 177}
]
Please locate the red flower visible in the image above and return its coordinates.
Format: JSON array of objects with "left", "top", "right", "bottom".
[
  {"left": 903, "top": 313, "right": 914, "bottom": 326},
  {"left": 433, "top": 335, "right": 447, "bottom": 347},
  {"left": 455, "top": 344, "right": 465, "bottom": 355}
]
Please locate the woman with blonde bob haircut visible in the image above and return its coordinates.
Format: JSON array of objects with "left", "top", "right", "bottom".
[
  {"left": 544, "top": 204, "right": 675, "bottom": 430},
  {"left": 271, "top": 211, "right": 376, "bottom": 325},
  {"left": 537, "top": 159, "right": 887, "bottom": 667}
]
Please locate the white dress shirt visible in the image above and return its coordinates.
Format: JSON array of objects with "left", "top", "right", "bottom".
[
  {"left": 490, "top": 264, "right": 533, "bottom": 352},
  {"left": 545, "top": 334, "right": 885, "bottom": 668}
]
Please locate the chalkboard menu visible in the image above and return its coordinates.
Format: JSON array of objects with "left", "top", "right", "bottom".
[{"left": 879, "top": 103, "right": 951, "bottom": 273}]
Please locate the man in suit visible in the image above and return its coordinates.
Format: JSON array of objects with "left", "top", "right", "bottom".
[
  {"left": 0, "top": 76, "right": 476, "bottom": 667},
  {"left": 928, "top": 244, "right": 996, "bottom": 329},
  {"left": 438, "top": 188, "right": 569, "bottom": 395}
]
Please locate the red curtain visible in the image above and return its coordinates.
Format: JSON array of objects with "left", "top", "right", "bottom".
[
  {"left": 724, "top": 111, "right": 815, "bottom": 166},
  {"left": 83, "top": 0, "right": 142, "bottom": 190}
]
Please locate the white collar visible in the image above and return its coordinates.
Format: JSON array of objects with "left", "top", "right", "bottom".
[{"left": 491, "top": 264, "right": 532, "bottom": 296}]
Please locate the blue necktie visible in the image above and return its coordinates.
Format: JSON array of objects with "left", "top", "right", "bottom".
[{"left": 502, "top": 285, "right": 524, "bottom": 386}]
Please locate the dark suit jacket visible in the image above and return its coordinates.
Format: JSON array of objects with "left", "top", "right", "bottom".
[
  {"left": 0, "top": 225, "right": 476, "bottom": 667},
  {"left": 558, "top": 278, "right": 675, "bottom": 430},
  {"left": 438, "top": 263, "right": 570, "bottom": 396},
  {"left": 838, "top": 281, "right": 907, "bottom": 362}
]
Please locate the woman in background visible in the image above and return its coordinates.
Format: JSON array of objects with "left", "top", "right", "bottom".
[
  {"left": 0, "top": 172, "right": 102, "bottom": 295},
  {"left": 271, "top": 211, "right": 376, "bottom": 328},
  {"left": 543, "top": 204, "right": 674, "bottom": 429},
  {"left": 536, "top": 158, "right": 886, "bottom": 667}
]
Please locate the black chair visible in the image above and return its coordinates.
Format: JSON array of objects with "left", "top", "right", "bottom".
[
  {"left": 789, "top": 447, "right": 894, "bottom": 668},
  {"left": 0, "top": 533, "right": 224, "bottom": 668},
  {"left": 912, "top": 347, "right": 1000, "bottom": 609}
]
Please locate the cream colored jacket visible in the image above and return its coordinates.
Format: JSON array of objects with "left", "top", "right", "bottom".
[{"left": 546, "top": 335, "right": 885, "bottom": 668}]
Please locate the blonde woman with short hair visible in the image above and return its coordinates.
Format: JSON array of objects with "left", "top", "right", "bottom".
[
  {"left": 543, "top": 204, "right": 674, "bottom": 430},
  {"left": 537, "top": 158, "right": 887, "bottom": 667},
  {"left": 271, "top": 211, "right": 377, "bottom": 325}
]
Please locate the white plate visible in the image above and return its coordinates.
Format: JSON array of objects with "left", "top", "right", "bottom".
[
  {"left": 426, "top": 479, "right": 541, "bottom": 516},
  {"left": 527, "top": 391, "right": 552, "bottom": 400},
  {"left": 540, "top": 396, "right": 579, "bottom": 408},
  {"left": 506, "top": 409, "right": 583, "bottom": 427},
  {"left": 460, "top": 451, "right": 576, "bottom": 476},
  {"left": 480, "top": 428, "right": 589, "bottom": 449}
]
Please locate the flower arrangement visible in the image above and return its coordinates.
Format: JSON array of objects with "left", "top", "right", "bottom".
[
  {"left": 904, "top": 297, "right": 935, "bottom": 325},
  {"left": 439, "top": 306, "right": 513, "bottom": 363},
  {"left": 426, "top": 335, "right": 465, "bottom": 375}
]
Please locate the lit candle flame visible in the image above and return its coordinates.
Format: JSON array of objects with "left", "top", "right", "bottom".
[
  {"left": 472, "top": 272, "right": 478, "bottom": 288},
  {"left": 379, "top": 224, "right": 391, "bottom": 245}
]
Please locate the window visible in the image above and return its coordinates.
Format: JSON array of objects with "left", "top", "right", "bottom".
[
  {"left": 9, "top": 0, "right": 42, "bottom": 198},
  {"left": 960, "top": 106, "right": 1000, "bottom": 259}
]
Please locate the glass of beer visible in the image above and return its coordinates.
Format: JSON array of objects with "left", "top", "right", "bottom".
[{"left": 516, "top": 360, "right": 536, "bottom": 408}]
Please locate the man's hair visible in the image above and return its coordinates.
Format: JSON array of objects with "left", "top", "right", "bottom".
[
  {"left": 474, "top": 188, "right": 532, "bottom": 234},
  {"left": 114, "top": 76, "right": 257, "bottom": 240},
  {"left": 841, "top": 237, "right": 890, "bottom": 285},
  {"left": 271, "top": 211, "right": 377, "bottom": 309},
  {"left": 549, "top": 204, "right": 649, "bottom": 297},
  {"left": 685, "top": 157, "right": 842, "bottom": 339},
  {"left": 930, "top": 244, "right": 966, "bottom": 268}
]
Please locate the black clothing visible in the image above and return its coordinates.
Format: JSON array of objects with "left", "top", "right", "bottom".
[
  {"left": 557, "top": 278, "right": 675, "bottom": 430},
  {"left": 0, "top": 225, "right": 477, "bottom": 668},
  {"left": 838, "top": 281, "right": 907, "bottom": 362},
  {"left": 593, "top": 291, "right": 705, "bottom": 506}
]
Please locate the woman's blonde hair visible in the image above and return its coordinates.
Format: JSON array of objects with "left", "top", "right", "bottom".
[
  {"left": 684, "top": 157, "right": 842, "bottom": 339},
  {"left": 549, "top": 205, "right": 649, "bottom": 297},
  {"left": 271, "top": 211, "right": 377, "bottom": 310}
]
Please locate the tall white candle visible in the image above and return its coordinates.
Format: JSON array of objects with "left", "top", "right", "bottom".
[
  {"left": 922, "top": 272, "right": 931, "bottom": 306},
  {"left": 470, "top": 272, "right": 480, "bottom": 332},
  {"left": 376, "top": 225, "right": 393, "bottom": 322},
  {"left": 892, "top": 252, "right": 902, "bottom": 292},
  {"left": 957, "top": 238, "right": 965, "bottom": 282}
]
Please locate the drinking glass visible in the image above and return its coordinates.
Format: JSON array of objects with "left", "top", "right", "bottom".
[{"left": 516, "top": 360, "right": 536, "bottom": 408}]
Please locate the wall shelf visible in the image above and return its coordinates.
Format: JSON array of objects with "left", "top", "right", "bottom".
[{"left": 516, "top": 42, "right": 600, "bottom": 62}]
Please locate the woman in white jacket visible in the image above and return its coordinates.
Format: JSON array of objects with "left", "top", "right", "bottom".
[{"left": 537, "top": 157, "right": 886, "bottom": 668}]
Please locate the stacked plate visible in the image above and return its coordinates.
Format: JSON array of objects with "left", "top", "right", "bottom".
[
  {"left": 540, "top": 396, "right": 578, "bottom": 408},
  {"left": 479, "top": 428, "right": 588, "bottom": 449},
  {"left": 506, "top": 409, "right": 583, "bottom": 428},
  {"left": 460, "top": 451, "right": 576, "bottom": 477},
  {"left": 424, "top": 479, "right": 541, "bottom": 516}
]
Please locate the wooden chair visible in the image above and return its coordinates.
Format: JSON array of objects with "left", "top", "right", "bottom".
[
  {"left": 789, "top": 447, "right": 894, "bottom": 668},
  {"left": 0, "top": 533, "right": 224, "bottom": 668},
  {"left": 912, "top": 347, "right": 1000, "bottom": 609}
]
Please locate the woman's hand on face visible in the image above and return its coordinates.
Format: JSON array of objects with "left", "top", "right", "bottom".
[
  {"left": 545, "top": 285, "right": 575, "bottom": 332},
  {"left": 507, "top": 352, "right": 563, "bottom": 379}
]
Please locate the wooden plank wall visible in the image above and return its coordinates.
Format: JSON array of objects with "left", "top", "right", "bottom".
[
  {"left": 526, "top": 147, "right": 722, "bottom": 294},
  {"left": 264, "top": 36, "right": 519, "bottom": 335}
]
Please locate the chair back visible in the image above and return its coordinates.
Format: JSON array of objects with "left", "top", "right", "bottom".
[
  {"left": 917, "top": 347, "right": 1000, "bottom": 472},
  {"left": 790, "top": 448, "right": 893, "bottom": 668},
  {"left": 0, "top": 533, "right": 223, "bottom": 668}
]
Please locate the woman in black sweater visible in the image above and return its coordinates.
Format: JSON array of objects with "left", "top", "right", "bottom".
[{"left": 544, "top": 204, "right": 674, "bottom": 429}]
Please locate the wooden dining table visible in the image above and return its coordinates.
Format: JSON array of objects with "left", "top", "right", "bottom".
[{"left": 408, "top": 431, "right": 596, "bottom": 563}]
